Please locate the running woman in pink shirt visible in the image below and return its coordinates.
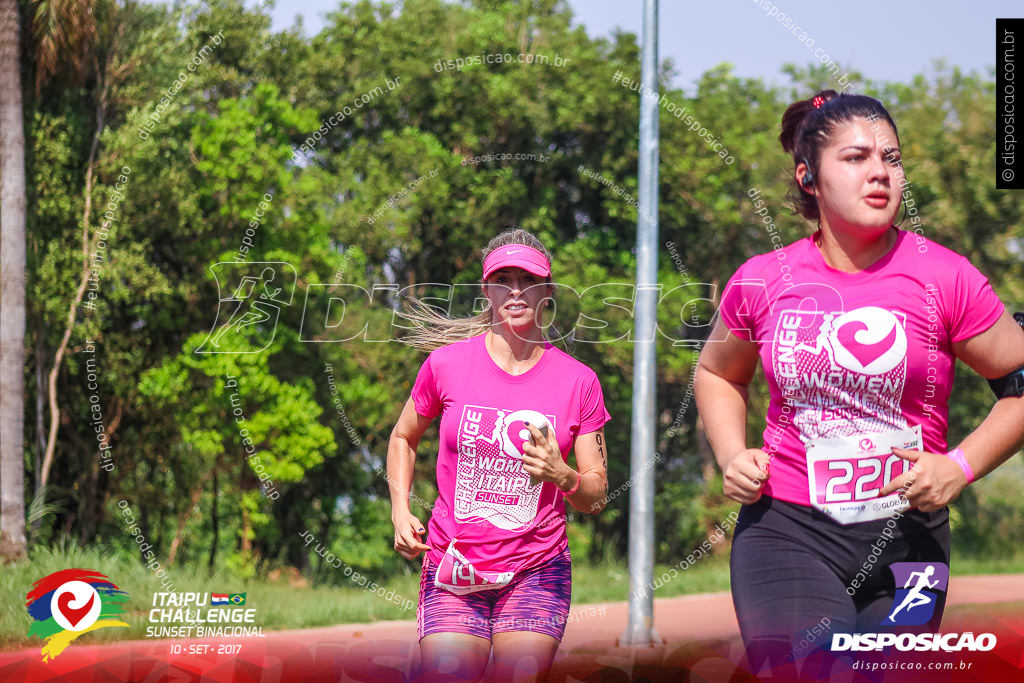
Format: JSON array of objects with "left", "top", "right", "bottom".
[
  {"left": 387, "top": 228, "right": 611, "bottom": 682},
  {"left": 695, "top": 90, "right": 1024, "bottom": 673}
]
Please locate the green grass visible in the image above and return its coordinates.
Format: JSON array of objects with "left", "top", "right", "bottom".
[
  {"left": 572, "top": 555, "right": 731, "bottom": 604},
  {"left": 951, "top": 549, "right": 1024, "bottom": 575},
  {"left": 5, "top": 541, "right": 1023, "bottom": 651}
]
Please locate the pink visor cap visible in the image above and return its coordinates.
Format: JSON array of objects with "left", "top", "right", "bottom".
[{"left": 482, "top": 245, "right": 551, "bottom": 280}]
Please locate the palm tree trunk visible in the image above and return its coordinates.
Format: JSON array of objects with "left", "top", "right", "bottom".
[{"left": 0, "top": 0, "right": 28, "bottom": 561}]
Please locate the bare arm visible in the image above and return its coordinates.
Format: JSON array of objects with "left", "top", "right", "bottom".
[
  {"left": 522, "top": 424, "right": 610, "bottom": 514},
  {"left": 694, "top": 317, "right": 761, "bottom": 469},
  {"left": 694, "top": 316, "right": 769, "bottom": 503},
  {"left": 568, "top": 429, "right": 610, "bottom": 514},
  {"left": 951, "top": 310, "right": 1024, "bottom": 478},
  {"left": 881, "top": 310, "right": 1024, "bottom": 509},
  {"left": 387, "top": 397, "right": 434, "bottom": 559}
]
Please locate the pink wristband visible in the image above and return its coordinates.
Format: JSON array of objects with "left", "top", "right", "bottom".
[
  {"left": 946, "top": 448, "right": 975, "bottom": 483},
  {"left": 561, "top": 469, "right": 581, "bottom": 496}
]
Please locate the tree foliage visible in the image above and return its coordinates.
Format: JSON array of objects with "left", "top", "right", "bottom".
[{"left": 14, "top": 0, "right": 1023, "bottom": 577}]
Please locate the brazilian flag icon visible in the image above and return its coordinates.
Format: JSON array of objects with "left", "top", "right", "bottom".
[{"left": 228, "top": 593, "right": 246, "bottom": 606}]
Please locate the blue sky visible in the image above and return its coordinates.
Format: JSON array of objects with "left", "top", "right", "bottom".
[{"left": 257, "top": 0, "right": 1016, "bottom": 89}]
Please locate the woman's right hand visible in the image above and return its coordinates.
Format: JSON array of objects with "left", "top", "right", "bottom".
[
  {"left": 392, "top": 511, "right": 431, "bottom": 560},
  {"left": 723, "top": 448, "right": 771, "bottom": 505}
]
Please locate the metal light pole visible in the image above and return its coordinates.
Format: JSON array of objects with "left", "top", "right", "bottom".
[{"left": 622, "top": 0, "right": 659, "bottom": 647}]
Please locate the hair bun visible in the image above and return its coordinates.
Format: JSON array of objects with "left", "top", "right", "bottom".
[{"left": 779, "top": 89, "right": 840, "bottom": 154}]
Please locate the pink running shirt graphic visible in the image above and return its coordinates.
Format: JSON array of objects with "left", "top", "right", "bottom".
[
  {"left": 773, "top": 305, "right": 909, "bottom": 442},
  {"left": 717, "top": 231, "right": 1006, "bottom": 506},
  {"left": 455, "top": 406, "right": 554, "bottom": 531}
]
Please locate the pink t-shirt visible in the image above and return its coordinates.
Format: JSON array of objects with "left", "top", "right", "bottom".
[
  {"left": 717, "top": 229, "right": 1004, "bottom": 507},
  {"left": 411, "top": 333, "right": 610, "bottom": 575}
]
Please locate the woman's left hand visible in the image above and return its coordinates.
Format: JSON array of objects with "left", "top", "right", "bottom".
[
  {"left": 878, "top": 447, "right": 970, "bottom": 512},
  {"left": 521, "top": 422, "right": 572, "bottom": 489}
]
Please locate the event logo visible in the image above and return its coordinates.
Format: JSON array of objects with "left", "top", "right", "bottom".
[
  {"left": 202, "top": 263, "right": 862, "bottom": 351},
  {"left": 25, "top": 569, "right": 129, "bottom": 662},
  {"left": 498, "top": 409, "right": 551, "bottom": 460},
  {"left": 828, "top": 306, "right": 907, "bottom": 375},
  {"left": 885, "top": 562, "right": 949, "bottom": 626},
  {"left": 197, "top": 262, "right": 296, "bottom": 353},
  {"left": 147, "top": 591, "right": 263, "bottom": 639},
  {"left": 831, "top": 631, "right": 996, "bottom": 653}
]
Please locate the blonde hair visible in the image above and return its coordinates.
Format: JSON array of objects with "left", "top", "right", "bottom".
[{"left": 399, "top": 229, "right": 554, "bottom": 351}]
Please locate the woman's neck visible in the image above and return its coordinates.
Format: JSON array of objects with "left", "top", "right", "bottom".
[
  {"left": 814, "top": 224, "right": 898, "bottom": 272},
  {"left": 485, "top": 327, "right": 545, "bottom": 372}
]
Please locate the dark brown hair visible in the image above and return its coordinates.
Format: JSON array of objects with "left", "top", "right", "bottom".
[{"left": 780, "top": 90, "right": 900, "bottom": 220}]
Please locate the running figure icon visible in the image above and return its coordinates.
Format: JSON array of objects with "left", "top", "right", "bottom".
[
  {"left": 887, "top": 565, "right": 939, "bottom": 623},
  {"left": 198, "top": 262, "right": 296, "bottom": 354}
]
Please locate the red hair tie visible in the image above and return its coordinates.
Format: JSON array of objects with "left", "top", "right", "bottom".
[{"left": 812, "top": 95, "right": 825, "bottom": 109}]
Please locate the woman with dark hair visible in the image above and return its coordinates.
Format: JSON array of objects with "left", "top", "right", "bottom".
[
  {"left": 694, "top": 90, "right": 1024, "bottom": 671},
  {"left": 387, "top": 228, "right": 611, "bottom": 682}
]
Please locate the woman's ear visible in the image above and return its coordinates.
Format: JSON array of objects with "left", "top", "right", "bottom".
[
  {"left": 479, "top": 281, "right": 491, "bottom": 312},
  {"left": 541, "top": 282, "right": 556, "bottom": 314},
  {"left": 542, "top": 281, "right": 555, "bottom": 307},
  {"left": 795, "top": 162, "right": 813, "bottom": 195}
]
